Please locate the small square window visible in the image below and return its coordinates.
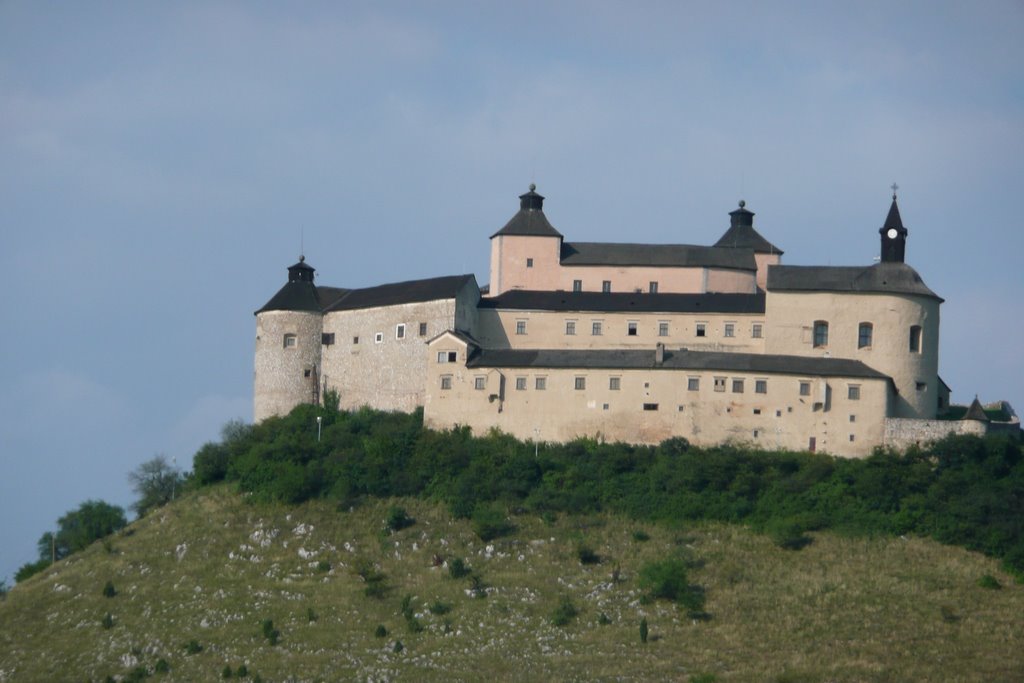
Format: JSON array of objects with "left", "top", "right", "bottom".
[
  {"left": 609, "top": 377, "right": 621, "bottom": 390},
  {"left": 649, "top": 281, "right": 658, "bottom": 294},
  {"left": 688, "top": 377, "right": 700, "bottom": 391},
  {"left": 603, "top": 403, "right": 609, "bottom": 410},
  {"left": 535, "top": 377, "right": 546, "bottom": 390},
  {"left": 755, "top": 379, "right": 767, "bottom": 394},
  {"left": 515, "top": 377, "right": 527, "bottom": 391},
  {"left": 696, "top": 323, "right": 706, "bottom": 338},
  {"left": 752, "top": 323, "right": 763, "bottom": 339},
  {"left": 848, "top": 385, "right": 861, "bottom": 400},
  {"left": 374, "top": 332, "right": 383, "bottom": 344},
  {"left": 753, "top": 408, "right": 761, "bottom": 415},
  {"left": 849, "top": 434, "right": 856, "bottom": 442},
  {"left": 776, "top": 410, "right": 782, "bottom": 417},
  {"left": 565, "top": 320, "right": 576, "bottom": 335},
  {"left": 643, "top": 403, "right": 659, "bottom": 411},
  {"left": 916, "top": 381, "right": 927, "bottom": 391},
  {"left": 321, "top": 333, "right": 335, "bottom": 346},
  {"left": 474, "top": 377, "right": 486, "bottom": 390},
  {"left": 627, "top": 322, "right": 638, "bottom": 336},
  {"left": 592, "top": 321, "right": 603, "bottom": 336},
  {"left": 573, "top": 279, "right": 582, "bottom": 292},
  {"left": 724, "top": 323, "right": 735, "bottom": 338},
  {"left": 526, "top": 258, "right": 534, "bottom": 268},
  {"left": 283, "top": 334, "right": 297, "bottom": 348},
  {"left": 677, "top": 405, "right": 684, "bottom": 412},
  {"left": 850, "top": 415, "right": 856, "bottom": 423},
  {"left": 732, "top": 379, "right": 744, "bottom": 393},
  {"left": 799, "top": 381, "right": 811, "bottom": 396},
  {"left": 714, "top": 377, "right": 726, "bottom": 392},
  {"left": 419, "top": 322, "right": 428, "bottom": 336},
  {"left": 396, "top": 324, "right": 406, "bottom": 339},
  {"left": 602, "top": 280, "right": 611, "bottom": 293},
  {"left": 353, "top": 336, "right": 360, "bottom": 345},
  {"left": 574, "top": 376, "right": 586, "bottom": 390},
  {"left": 658, "top": 322, "right": 669, "bottom": 337},
  {"left": 440, "top": 375, "right": 452, "bottom": 390},
  {"left": 303, "top": 369, "right": 311, "bottom": 378},
  {"left": 516, "top": 320, "right": 527, "bottom": 335}
]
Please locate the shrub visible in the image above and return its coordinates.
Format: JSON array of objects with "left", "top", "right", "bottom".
[
  {"left": 223, "top": 665, "right": 233, "bottom": 678},
  {"left": 155, "top": 658, "right": 170, "bottom": 673},
  {"left": 638, "top": 558, "right": 704, "bottom": 610},
  {"left": 977, "top": 574, "right": 1002, "bottom": 590},
  {"left": 124, "top": 666, "right": 149, "bottom": 683},
  {"left": 550, "top": 596, "right": 578, "bottom": 626},
  {"left": 469, "top": 573, "right": 488, "bottom": 599},
  {"left": 374, "top": 624, "right": 388, "bottom": 638},
  {"left": 102, "top": 580, "right": 116, "bottom": 598},
  {"left": 184, "top": 639, "right": 203, "bottom": 655},
  {"left": 448, "top": 557, "right": 471, "bottom": 579},
  {"left": 639, "top": 617, "right": 648, "bottom": 643},
  {"left": 386, "top": 506, "right": 415, "bottom": 532},
  {"left": 307, "top": 607, "right": 318, "bottom": 621},
  {"left": 406, "top": 617, "right": 424, "bottom": 633},
  {"left": 15, "top": 558, "right": 51, "bottom": 583},
  {"left": 261, "top": 619, "right": 280, "bottom": 645},
  {"left": 236, "top": 665, "right": 248, "bottom": 677},
  {"left": 471, "top": 504, "right": 513, "bottom": 541},
  {"left": 428, "top": 600, "right": 451, "bottom": 615},
  {"left": 632, "top": 530, "right": 651, "bottom": 542},
  {"left": 316, "top": 559, "right": 331, "bottom": 572},
  {"left": 101, "top": 613, "right": 114, "bottom": 629},
  {"left": 393, "top": 640, "right": 404, "bottom": 653},
  {"left": 597, "top": 611, "right": 611, "bottom": 625},
  {"left": 577, "top": 545, "right": 601, "bottom": 565},
  {"left": 766, "top": 518, "right": 812, "bottom": 550}
]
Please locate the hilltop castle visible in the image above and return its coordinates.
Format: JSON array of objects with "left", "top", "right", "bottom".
[{"left": 254, "top": 186, "right": 1012, "bottom": 457}]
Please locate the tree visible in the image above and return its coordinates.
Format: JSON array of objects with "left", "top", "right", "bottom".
[
  {"left": 20, "top": 500, "right": 128, "bottom": 582},
  {"left": 128, "top": 455, "right": 184, "bottom": 517}
]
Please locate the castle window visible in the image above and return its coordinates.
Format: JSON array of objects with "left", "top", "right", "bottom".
[
  {"left": 848, "top": 385, "right": 860, "bottom": 400},
  {"left": 609, "top": 377, "right": 621, "bottom": 390},
  {"left": 535, "top": 376, "right": 546, "bottom": 390},
  {"left": 573, "top": 280, "right": 582, "bottom": 292},
  {"left": 353, "top": 336, "right": 360, "bottom": 345},
  {"left": 850, "top": 415, "right": 856, "bottom": 422},
  {"left": 916, "top": 381, "right": 927, "bottom": 391},
  {"left": 440, "top": 375, "right": 452, "bottom": 390},
  {"left": 283, "top": 334, "right": 297, "bottom": 348},
  {"left": 658, "top": 321, "right": 669, "bottom": 337},
  {"left": 592, "top": 321, "right": 603, "bottom": 336},
  {"left": 396, "top": 324, "right": 406, "bottom": 339},
  {"left": 753, "top": 430, "right": 759, "bottom": 438},
  {"left": 419, "top": 322, "right": 428, "bottom": 336},
  {"left": 375, "top": 332, "right": 383, "bottom": 344},
  {"left": 602, "top": 280, "right": 612, "bottom": 293},
  {"left": 649, "top": 281, "right": 658, "bottom": 294},
  {"left": 752, "top": 323, "right": 763, "bottom": 339},
  {"left": 643, "top": 403, "right": 659, "bottom": 411},
  {"left": 799, "top": 381, "right": 811, "bottom": 396},
  {"left": 755, "top": 379, "right": 767, "bottom": 394},
  {"left": 813, "top": 321, "right": 829, "bottom": 347},
  {"left": 724, "top": 322, "right": 735, "bottom": 338},
  {"left": 321, "top": 333, "right": 335, "bottom": 346},
  {"left": 437, "top": 351, "right": 457, "bottom": 363},
  {"left": 753, "top": 408, "right": 761, "bottom": 415},
  {"left": 516, "top": 320, "right": 527, "bottom": 335},
  {"left": 696, "top": 323, "right": 706, "bottom": 337},
  {"left": 909, "top": 325, "right": 922, "bottom": 353},
  {"left": 732, "top": 379, "right": 744, "bottom": 393},
  {"left": 714, "top": 377, "right": 726, "bottom": 392},
  {"left": 849, "top": 434, "right": 856, "bottom": 442},
  {"left": 474, "top": 377, "right": 486, "bottom": 390},
  {"left": 688, "top": 377, "right": 700, "bottom": 391},
  {"left": 565, "top": 320, "right": 576, "bottom": 335},
  {"left": 627, "top": 321, "right": 638, "bottom": 336},
  {"left": 526, "top": 258, "right": 534, "bottom": 268},
  {"left": 574, "top": 376, "right": 586, "bottom": 390},
  {"left": 515, "top": 377, "right": 527, "bottom": 391},
  {"left": 304, "top": 369, "right": 311, "bottom": 378},
  {"left": 858, "top": 322, "right": 873, "bottom": 349}
]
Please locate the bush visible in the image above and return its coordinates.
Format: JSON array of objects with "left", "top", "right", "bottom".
[
  {"left": 577, "top": 545, "right": 601, "bottom": 565},
  {"left": 386, "top": 506, "right": 415, "bottom": 532},
  {"left": 307, "top": 607, "right": 318, "bottom": 621},
  {"left": 550, "top": 596, "right": 578, "bottom": 626},
  {"left": 638, "top": 558, "right": 704, "bottom": 610},
  {"left": 639, "top": 617, "right": 649, "bottom": 643},
  {"left": 102, "top": 580, "right": 116, "bottom": 598},
  {"left": 236, "top": 665, "right": 249, "bottom": 677},
  {"left": 261, "top": 619, "right": 280, "bottom": 645},
  {"left": 15, "top": 559, "right": 50, "bottom": 583},
  {"left": 316, "top": 559, "right": 331, "bottom": 573},
  {"left": 766, "top": 518, "right": 812, "bottom": 550},
  {"left": 428, "top": 600, "right": 451, "bottom": 615},
  {"left": 448, "top": 557, "right": 471, "bottom": 579},
  {"left": 374, "top": 624, "right": 388, "bottom": 638},
  {"left": 393, "top": 639, "right": 404, "bottom": 653},
  {"left": 155, "top": 658, "right": 170, "bottom": 673},
  {"left": 632, "top": 530, "right": 651, "bottom": 542},
  {"left": 100, "top": 612, "right": 114, "bottom": 629},
  {"left": 977, "top": 574, "right": 1002, "bottom": 590},
  {"left": 471, "top": 504, "right": 513, "bottom": 541},
  {"left": 184, "top": 639, "right": 203, "bottom": 655},
  {"left": 222, "top": 665, "right": 233, "bottom": 678}
]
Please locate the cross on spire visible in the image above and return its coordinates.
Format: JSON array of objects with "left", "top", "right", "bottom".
[{"left": 890, "top": 182, "right": 899, "bottom": 200}]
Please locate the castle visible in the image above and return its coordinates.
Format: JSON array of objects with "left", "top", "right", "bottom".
[{"left": 254, "top": 186, "right": 1013, "bottom": 457}]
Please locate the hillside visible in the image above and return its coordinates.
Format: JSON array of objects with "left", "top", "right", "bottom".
[{"left": 2, "top": 486, "right": 1022, "bottom": 682}]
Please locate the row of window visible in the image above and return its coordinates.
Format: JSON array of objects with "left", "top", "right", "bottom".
[
  {"left": 812, "top": 321, "right": 923, "bottom": 353},
  {"left": 514, "top": 320, "right": 764, "bottom": 339},
  {"left": 571, "top": 279, "right": 660, "bottom": 294}
]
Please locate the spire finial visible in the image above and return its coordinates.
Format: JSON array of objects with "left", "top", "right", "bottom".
[
  {"left": 891, "top": 182, "right": 899, "bottom": 200},
  {"left": 529, "top": 183, "right": 536, "bottom": 192},
  {"left": 738, "top": 199, "right": 746, "bottom": 208},
  {"left": 299, "top": 254, "right": 305, "bottom": 263}
]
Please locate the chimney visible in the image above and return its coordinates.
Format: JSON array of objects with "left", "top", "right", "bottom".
[{"left": 655, "top": 343, "right": 665, "bottom": 366}]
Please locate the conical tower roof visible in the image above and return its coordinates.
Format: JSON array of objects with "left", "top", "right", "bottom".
[
  {"left": 491, "top": 184, "right": 563, "bottom": 238},
  {"left": 962, "top": 396, "right": 990, "bottom": 422},
  {"left": 255, "top": 256, "right": 324, "bottom": 314},
  {"left": 713, "top": 200, "right": 783, "bottom": 254}
]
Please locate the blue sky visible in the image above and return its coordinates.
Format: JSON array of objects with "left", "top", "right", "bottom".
[{"left": 1, "top": 1, "right": 1022, "bottom": 583}]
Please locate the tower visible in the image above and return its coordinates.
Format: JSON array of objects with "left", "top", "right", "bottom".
[
  {"left": 879, "top": 188, "right": 908, "bottom": 263},
  {"left": 488, "top": 184, "right": 563, "bottom": 295}
]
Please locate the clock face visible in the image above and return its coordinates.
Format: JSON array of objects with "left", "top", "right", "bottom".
[{"left": 887, "top": 228, "right": 898, "bottom": 239}]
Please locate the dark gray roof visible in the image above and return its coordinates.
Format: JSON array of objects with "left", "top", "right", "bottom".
[
  {"left": 326, "top": 274, "right": 477, "bottom": 312},
  {"left": 560, "top": 242, "right": 756, "bottom": 271},
  {"left": 480, "top": 290, "right": 765, "bottom": 314},
  {"left": 256, "top": 281, "right": 327, "bottom": 314},
  {"left": 467, "top": 347, "right": 890, "bottom": 380},
  {"left": 713, "top": 201, "right": 783, "bottom": 255},
  {"left": 963, "top": 397, "right": 990, "bottom": 422},
  {"left": 491, "top": 187, "right": 563, "bottom": 238},
  {"left": 766, "top": 262, "right": 942, "bottom": 301}
]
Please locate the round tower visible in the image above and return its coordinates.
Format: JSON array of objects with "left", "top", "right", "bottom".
[{"left": 254, "top": 257, "right": 324, "bottom": 421}]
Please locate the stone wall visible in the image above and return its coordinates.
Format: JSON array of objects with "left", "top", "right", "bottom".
[{"left": 883, "top": 416, "right": 1020, "bottom": 451}]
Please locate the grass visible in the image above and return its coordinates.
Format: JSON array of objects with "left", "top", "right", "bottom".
[{"left": 0, "top": 485, "right": 1022, "bottom": 681}]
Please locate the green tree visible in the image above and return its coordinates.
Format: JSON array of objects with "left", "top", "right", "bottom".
[
  {"left": 128, "top": 455, "right": 185, "bottom": 517},
  {"left": 34, "top": 500, "right": 128, "bottom": 566}
]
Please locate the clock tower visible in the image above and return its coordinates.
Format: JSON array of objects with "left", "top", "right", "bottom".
[{"left": 879, "top": 186, "right": 908, "bottom": 263}]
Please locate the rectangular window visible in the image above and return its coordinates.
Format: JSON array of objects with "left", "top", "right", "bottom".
[
  {"left": 592, "top": 321, "right": 603, "bottom": 336},
  {"left": 813, "top": 321, "right": 829, "bottom": 348},
  {"left": 732, "top": 379, "right": 744, "bottom": 393},
  {"left": 658, "top": 321, "right": 669, "bottom": 337},
  {"left": 696, "top": 323, "right": 706, "bottom": 337},
  {"left": 574, "top": 376, "right": 586, "bottom": 390},
  {"left": 535, "top": 376, "right": 546, "bottom": 390},
  {"left": 602, "top": 280, "right": 611, "bottom": 293},
  {"left": 321, "top": 333, "right": 335, "bottom": 346},
  {"left": 752, "top": 323, "right": 763, "bottom": 339},
  {"left": 515, "top": 377, "right": 527, "bottom": 391},
  {"left": 353, "top": 336, "right": 359, "bottom": 345},
  {"left": 526, "top": 258, "right": 534, "bottom": 268},
  {"left": 714, "top": 377, "right": 726, "bottom": 392},
  {"left": 724, "top": 323, "right": 735, "bottom": 338},
  {"left": 437, "top": 351, "right": 458, "bottom": 363},
  {"left": 419, "top": 322, "right": 428, "bottom": 336},
  {"left": 643, "top": 403, "right": 659, "bottom": 411},
  {"left": 755, "top": 379, "right": 767, "bottom": 394},
  {"left": 858, "top": 322, "right": 873, "bottom": 349},
  {"left": 910, "top": 325, "right": 922, "bottom": 353},
  {"left": 374, "top": 332, "right": 383, "bottom": 344},
  {"left": 565, "top": 320, "right": 576, "bottom": 335},
  {"left": 799, "top": 381, "right": 811, "bottom": 396},
  {"left": 849, "top": 434, "right": 856, "bottom": 442},
  {"left": 283, "top": 334, "right": 297, "bottom": 348},
  {"left": 573, "top": 279, "right": 582, "bottom": 292},
  {"left": 396, "top": 324, "right": 406, "bottom": 339},
  {"left": 850, "top": 414, "right": 856, "bottom": 423},
  {"left": 516, "top": 320, "right": 527, "bottom": 335},
  {"left": 649, "top": 281, "right": 658, "bottom": 294},
  {"left": 304, "top": 369, "right": 311, "bottom": 378},
  {"left": 687, "top": 377, "right": 700, "bottom": 391},
  {"left": 753, "top": 408, "right": 761, "bottom": 415},
  {"left": 474, "top": 377, "right": 486, "bottom": 390},
  {"left": 609, "top": 377, "right": 621, "bottom": 390},
  {"left": 627, "top": 321, "right": 638, "bottom": 336},
  {"left": 848, "top": 385, "right": 860, "bottom": 400},
  {"left": 916, "top": 381, "right": 927, "bottom": 391},
  {"left": 440, "top": 375, "right": 452, "bottom": 390}
]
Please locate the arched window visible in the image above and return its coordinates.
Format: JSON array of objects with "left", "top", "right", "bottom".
[
  {"left": 858, "top": 322, "right": 873, "bottom": 349},
  {"left": 813, "top": 321, "right": 829, "bottom": 348},
  {"left": 909, "top": 325, "right": 922, "bottom": 353}
]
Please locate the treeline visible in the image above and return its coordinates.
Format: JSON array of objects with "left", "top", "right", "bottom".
[{"left": 195, "top": 399, "right": 1024, "bottom": 577}]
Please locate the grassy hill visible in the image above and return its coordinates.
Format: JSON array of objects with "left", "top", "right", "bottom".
[{"left": 2, "top": 486, "right": 1022, "bottom": 682}]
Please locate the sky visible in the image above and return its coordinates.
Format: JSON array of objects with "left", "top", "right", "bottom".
[{"left": 1, "top": 1, "right": 1022, "bottom": 583}]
